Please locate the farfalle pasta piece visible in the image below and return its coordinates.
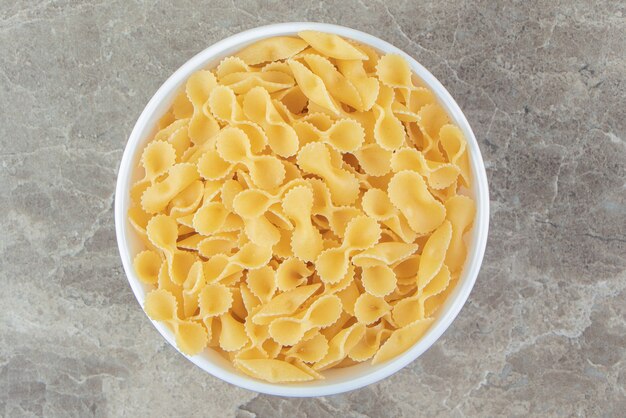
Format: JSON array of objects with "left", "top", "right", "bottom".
[
  {"left": 417, "top": 220, "right": 452, "bottom": 290},
  {"left": 276, "top": 257, "right": 313, "bottom": 291},
  {"left": 269, "top": 294, "right": 342, "bottom": 346},
  {"left": 439, "top": 124, "right": 471, "bottom": 187},
  {"left": 387, "top": 170, "right": 446, "bottom": 235},
  {"left": 372, "top": 318, "right": 434, "bottom": 364},
  {"left": 182, "top": 260, "right": 205, "bottom": 317},
  {"left": 185, "top": 70, "right": 220, "bottom": 144},
  {"left": 207, "top": 85, "right": 267, "bottom": 153},
  {"left": 169, "top": 180, "right": 204, "bottom": 218},
  {"left": 196, "top": 235, "right": 237, "bottom": 258},
  {"left": 361, "top": 188, "right": 418, "bottom": 243},
  {"left": 288, "top": 59, "right": 341, "bottom": 114},
  {"left": 353, "top": 143, "right": 393, "bottom": 176},
  {"left": 298, "top": 31, "right": 368, "bottom": 60},
  {"left": 352, "top": 242, "right": 419, "bottom": 268},
  {"left": 315, "top": 215, "right": 381, "bottom": 284},
  {"left": 252, "top": 283, "right": 321, "bottom": 325},
  {"left": 133, "top": 250, "right": 162, "bottom": 284},
  {"left": 348, "top": 323, "right": 390, "bottom": 361},
  {"left": 373, "top": 85, "right": 407, "bottom": 151},
  {"left": 236, "top": 36, "right": 308, "bottom": 65},
  {"left": 215, "top": 127, "right": 285, "bottom": 190},
  {"left": 297, "top": 142, "right": 360, "bottom": 206},
  {"left": 391, "top": 147, "right": 460, "bottom": 190},
  {"left": 146, "top": 214, "right": 196, "bottom": 285},
  {"left": 232, "top": 189, "right": 281, "bottom": 247},
  {"left": 242, "top": 86, "right": 299, "bottom": 157},
  {"left": 335, "top": 59, "right": 380, "bottom": 112},
  {"left": 444, "top": 195, "right": 475, "bottom": 273},
  {"left": 354, "top": 293, "right": 391, "bottom": 325},
  {"left": 285, "top": 332, "right": 329, "bottom": 363},
  {"left": 141, "top": 163, "right": 200, "bottom": 213},
  {"left": 301, "top": 54, "right": 364, "bottom": 111},
  {"left": 236, "top": 358, "right": 314, "bottom": 383},
  {"left": 313, "top": 322, "right": 366, "bottom": 370},
  {"left": 376, "top": 53, "right": 417, "bottom": 94},
  {"left": 198, "top": 282, "right": 233, "bottom": 318},
  {"left": 417, "top": 103, "right": 450, "bottom": 158},
  {"left": 144, "top": 289, "right": 208, "bottom": 355},
  {"left": 219, "top": 312, "right": 249, "bottom": 351},
  {"left": 247, "top": 266, "right": 277, "bottom": 303},
  {"left": 140, "top": 140, "right": 176, "bottom": 182},
  {"left": 282, "top": 186, "right": 324, "bottom": 262},
  {"left": 360, "top": 264, "right": 397, "bottom": 297},
  {"left": 220, "top": 71, "right": 295, "bottom": 95},
  {"left": 306, "top": 178, "right": 362, "bottom": 238},
  {"left": 293, "top": 117, "right": 365, "bottom": 153}
]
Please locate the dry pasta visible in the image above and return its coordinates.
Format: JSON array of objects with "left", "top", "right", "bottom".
[{"left": 129, "top": 32, "right": 476, "bottom": 383}]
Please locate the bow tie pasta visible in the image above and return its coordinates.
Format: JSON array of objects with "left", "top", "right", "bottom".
[{"left": 129, "top": 31, "right": 475, "bottom": 383}]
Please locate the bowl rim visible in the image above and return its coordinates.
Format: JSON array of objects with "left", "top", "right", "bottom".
[{"left": 115, "top": 21, "right": 490, "bottom": 397}]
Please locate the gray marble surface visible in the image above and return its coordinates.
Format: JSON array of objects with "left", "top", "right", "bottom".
[{"left": 1, "top": 1, "right": 625, "bottom": 417}]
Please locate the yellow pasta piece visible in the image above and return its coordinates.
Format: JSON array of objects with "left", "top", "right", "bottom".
[
  {"left": 444, "top": 195, "right": 476, "bottom": 273},
  {"left": 293, "top": 117, "right": 365, "bottom": 153},
  {"left": 360, "top": 264, "right": 397, "bottom": 297},
  {"left": 282, "top": 186, "right": 324, "bottom": 262},
  {"left": 242, "top": 86, "right": 299, "bottom": 157},
  {"left": 387, "top": 170, "right": 446, "bottom": 235},
  {"left": 373, "top": 85, "right": 407, "bottom": 151},
  {"left": 140, "top": 140, "right": 176, "bottom": 182},
  {"left": 349, "top": 323, "right": 390, "bottom": 362},
  {"left": 352, "top": 242, "right": 418, "bottom": 268},
  {"left": 301, "top": 54, "right": 364, "bottom": 110},
  {"left": 185, "top": 70, "right": 220, "bottom": 144},
  {"left": 439, "top": 124, "right": 471, "bottom": 187},
  {"left": 298, "top": 31, "right": 368, "bottom": 60},
  {"left": 141, "top": 163, "right": 200, "bottom": 214},
  {"left": 288, "top": 59, "right": 341, "bottom": 114},
  {"left": 247, "top": 266, "right": 277, "bottom": 303},
  {"left": 215, "top": 127, "right": 285, "bottom": 190},
  {"left": 235, "top": 359, "right": 314, "bottom": 383},
  {"left": 182, "top": 260, "right": 205, "bottom": 317},
  {"left": 391, "top": 147, "right": 459, "bottom": 190},
  {"left": 372, "top": 318, "right": 434, "bottom": 364},
  {"left": 315, "top": 215, "right": 381, "bottom": 284},
  {"left": 354, "top": 293, "right": 391, "bottom": 324},
  {"left": 207, "top": 85, "right": 267, "bottom": 154},
  {"left": 285, "top": 332, "right": 329, "bottom": 363},
  {"left": 175, "top": 320, "right": 208, "bottom": 356},
  {"left": 306, "top": 178, "right": 363, "bottom": 238},
  {"left": 417, "top": 220, "right": 452, "bottom": 290},
  {"left": 133, "top": 250, "right": 162, "bottom": 284},
  {"left": 144, "top": 288, "right": 178, "bottom": 322},
  {"left": 353, "top": 143, "right": 393, "bottom": 176},
  {"left": 252, "top": 283, "right": 321, "bottom": 325},
  {"left": 276, "top": 257, "right": 313, "bottom": 291},
  {"left": 198, "top": 283, "right": 233, "bottom": 318},
  {"left": 170, "top": 180, "right": 204, "bottom": 218},
  {"left": 219, "top": 312, "right": 249, "bottom": 351},
  {"left": 297, "top": 142, "right": 360, "bottom": 206},
  {"left": 236, "top": 36, "right": 308, "bottom": 65},
  {"left": 220, "top": 71, "right": 295, "bottom": 95},
  {"left": 314, "top": 322, "right": 366, "bottom": 370},
  {"left": 376, "top": 54, "right": 415, "bottom": 90},
  {"left": 269, "top": 294, "right": 342, "bottom": 345},
  {"left": 361, "top": 188, "right": 417, "bottom": 243}
]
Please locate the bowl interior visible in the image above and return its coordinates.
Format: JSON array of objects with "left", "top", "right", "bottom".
[{"left": 115, "top": 22, "right": 489, "bottom": 397}]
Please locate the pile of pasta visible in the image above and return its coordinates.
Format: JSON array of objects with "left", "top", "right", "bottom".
[{"left": 129, "top": 31, "right": 476, "bottom": 383}]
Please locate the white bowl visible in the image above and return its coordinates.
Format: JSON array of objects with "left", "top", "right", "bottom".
[{"left": 115, "top": 22, "right": 489, "bottom": 397}]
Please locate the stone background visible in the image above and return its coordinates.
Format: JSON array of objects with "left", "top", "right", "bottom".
[{"left": 1, "top": 1, "right": 624, "bottom": 417}]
